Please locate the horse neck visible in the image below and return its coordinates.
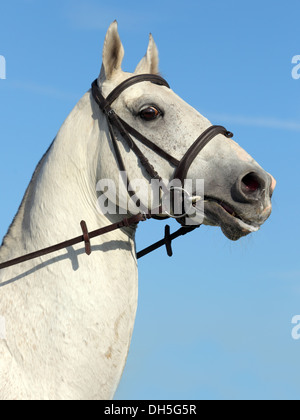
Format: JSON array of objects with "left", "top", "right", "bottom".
[{"left": 0, "top": 91, "right": 135, "bottom": 258}]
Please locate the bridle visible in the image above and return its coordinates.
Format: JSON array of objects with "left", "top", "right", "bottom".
[
  {"left": 91, "top": 74, "right": 233, "bottom": 222},
  {"left": 0, "top": 74, "right": 233, "bottom": 275}
]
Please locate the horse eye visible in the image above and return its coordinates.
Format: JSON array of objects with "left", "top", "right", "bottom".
[{"left": 139, "top": 106, "right": 161, "bottom": 121}]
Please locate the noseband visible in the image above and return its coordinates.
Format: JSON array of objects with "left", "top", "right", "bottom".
[{"left": 91, "top": 74, "right": 233, "bottom": 224}]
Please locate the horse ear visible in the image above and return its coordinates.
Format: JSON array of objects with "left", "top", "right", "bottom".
[
  {"left": 135, "top": 34, "right": 159, "bottom": 75},
  {"left": 100, "top": 21, "right": 124, "bottom": 80}
]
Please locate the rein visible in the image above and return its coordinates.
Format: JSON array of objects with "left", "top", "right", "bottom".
[
  {"left": 0, "top": 216, "right": 198, "bottom": 271},
  {"left": 0, "top": 74, "right": 233, "bottom": 273}
]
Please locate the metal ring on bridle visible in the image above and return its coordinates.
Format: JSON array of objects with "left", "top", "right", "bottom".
[{"left": 162, "top": 187, "right": 194, "bottom": 220}]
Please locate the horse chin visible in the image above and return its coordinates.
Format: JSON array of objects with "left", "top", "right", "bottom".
[{"left": 204, "top": 200, "right": 260, "bottom": 241}]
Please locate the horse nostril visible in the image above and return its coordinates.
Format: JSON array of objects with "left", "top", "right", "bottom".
[{"left": 241, "top": 172, "right": 262, "bottom": 194}]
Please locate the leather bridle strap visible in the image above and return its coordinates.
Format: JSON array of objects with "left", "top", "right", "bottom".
[
  {"left": 173, "top": 125, "right": 234, "bottom": 184},
  {"left": 0, "top": 216, "right": 199, "bottom": 277},
  {"left": 106, "top": 74, "right": 171, "bottom": 104},
  {"left": 116, "top": 116, "right": 180, "bottom": 168},
  {"left": 91, "top": 75, "right": 179, "bottom": 181},
  {"left": 0, "top": 214, "right": 148, "bottom": 272}
]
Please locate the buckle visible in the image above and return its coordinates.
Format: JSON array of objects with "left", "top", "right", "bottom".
[{"left": 106, "top": 108, "right": 116, "bottom": 118}]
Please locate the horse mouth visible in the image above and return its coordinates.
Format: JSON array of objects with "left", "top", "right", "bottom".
[{"left": 203, "top": 197, "right": 260, "bottom": 241}]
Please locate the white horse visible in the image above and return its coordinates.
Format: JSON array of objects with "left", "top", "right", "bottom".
[{"left": 0, "top": 22, "right": 276, "bottom": 400}]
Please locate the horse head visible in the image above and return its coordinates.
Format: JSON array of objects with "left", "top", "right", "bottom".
[{"left": 95, "top": 21, "right": 275, "bottom": 241}]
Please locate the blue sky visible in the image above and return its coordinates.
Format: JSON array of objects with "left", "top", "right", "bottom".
[{"left": 0, "top": 0, "right": 300, "bottom": 400}]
